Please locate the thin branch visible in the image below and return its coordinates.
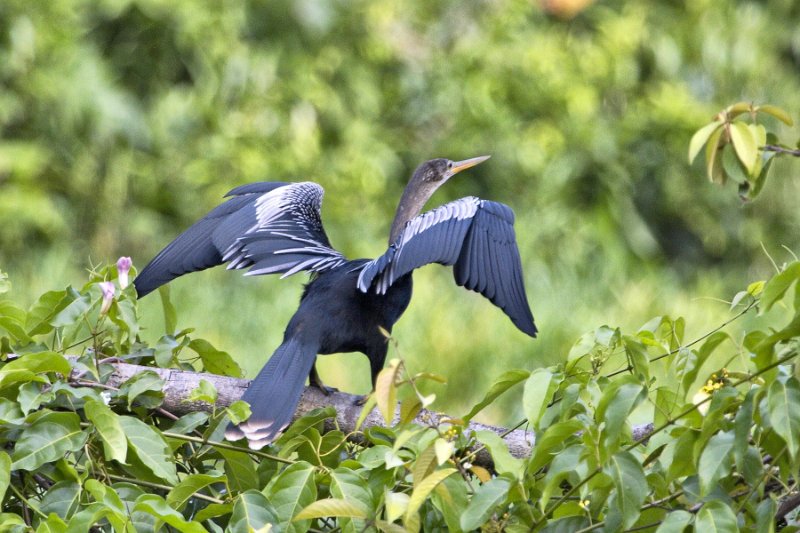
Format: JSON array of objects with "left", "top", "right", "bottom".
[{"left": 763, "top": 144, "right": 800, "bottom": 157}]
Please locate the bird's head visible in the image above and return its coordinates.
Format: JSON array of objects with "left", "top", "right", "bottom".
[
  {"left": 412, "top": 155, "right": 491, "bottom": 184},
  {"left": 390, "top": 154, "right": 491, "bottom": 243}
]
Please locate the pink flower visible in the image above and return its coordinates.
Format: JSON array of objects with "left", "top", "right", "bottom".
[
  {"left": 99, "top": 281, "right": 115, "bottom": 315},
  {"left": 116, "top": 256, "right": 132, "bottom": 289}
]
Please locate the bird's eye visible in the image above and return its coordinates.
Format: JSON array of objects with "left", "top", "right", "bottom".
[{"left": 447, "top": 161, "right": 453, "bottom": 169}]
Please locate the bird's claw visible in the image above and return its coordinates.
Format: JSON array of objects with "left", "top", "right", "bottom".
[{"left": 315, "top": 383, "right": 339, "bottom": 396}]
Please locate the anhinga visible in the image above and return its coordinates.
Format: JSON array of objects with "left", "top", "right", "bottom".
[{"left": 134, "top": 156, "right": 537, "bottom": 449}]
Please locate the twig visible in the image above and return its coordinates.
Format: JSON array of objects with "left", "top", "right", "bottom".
[{"left": 763, "top": 145, "right": 800, "bottom": 157}]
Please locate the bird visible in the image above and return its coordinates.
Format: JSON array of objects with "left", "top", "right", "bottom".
[{"left": 133, "top": 155, "right": 537, "bottom": 449}]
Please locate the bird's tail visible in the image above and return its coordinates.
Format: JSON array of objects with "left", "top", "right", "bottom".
[{"left": 224, "top": 338, "right": 318, "bottom": 449}]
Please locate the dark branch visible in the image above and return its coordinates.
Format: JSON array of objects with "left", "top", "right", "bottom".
[{"left": 763, "top": 144, "right": 800, "bottom": 157}]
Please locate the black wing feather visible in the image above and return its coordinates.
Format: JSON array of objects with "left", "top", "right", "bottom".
[
  {"left": 134, "top": 181, "right": 345, "bottom": 297},
  {"left": 358, "top": 198, "right": 536, "bottom": 337}
]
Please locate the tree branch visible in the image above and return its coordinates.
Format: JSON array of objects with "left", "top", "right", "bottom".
[
  {"left": 73, "top": 360, "right": 536, "bottom": 468},
  {"left": 72, "top": 360, "right": 657, "bottom": 470}
]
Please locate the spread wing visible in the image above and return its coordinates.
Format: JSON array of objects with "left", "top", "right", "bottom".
[
  {"left": 357, "top": 197, "right": 536, "bottom": 337},
  {"left": 134, "top": 182, "right": 346, "bottom": 297}
]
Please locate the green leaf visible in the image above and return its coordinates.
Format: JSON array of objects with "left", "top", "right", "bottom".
[
  {"left": 83, "top": 479, "right": 125, "bottom": 513},
  {"left": 463, "top": 369, "right": 529, "bottom": 422},
  {"left": 596, "top": 376, "right": 647, "bottom": 449},
  {"left": 0, "top": 513, "right": 27, "bottom": 530},
  {"left": 330, "top": 467, "right": 372, "bottom": 533},
  {"left": 108, "top": 298, "right": 139, "bottom": 339},
  {"left": 405, "top": 468, "right": 457, "bottom": 524},
  {"left": 187, "top": 378, "right": 217, "bottom": 404},
  {"left": 295, "top": 498, "right": 369, "bottom": 521},
  {"left": 767, "top": 376, "right": 800, "bottom": 460},
  {"left": 3, "top": 351, "right": 70, "bottom": 376},
  {"left": 81, "top": 480, "right": 130, "bottom": 532},
  {"left": 474, "top": 430, "right": 523, "bottom": 478},
  {"left": 167, "top": 412, "right": 209, "bottom": 435},
  {"left": 431, "top": 474, "right": 468, "bottom": 533},
  {"left": 755, "top": 498, "right": 777, "bottom": 533},
  {"left": 694, "top": 500, "right": 739, "bottom": 532},
  {"left": 118, "top": 416, "right": 179, "bottom": 485},
  {"left": 375, "top": 359, "right": 401, "bottom": 426},
  {"left": 226, "top": 400, "right": 253, "bottom": 426},
  {"left": 604, "top": 451, "right": 648, "bottom": 531},
  {"left": 11, "top": 412, "right": 87, "bottom": 471},
  {"left": 229, "top": 490, "right": 279, "bottom": 533},
  {"left": 758, "top": 104, "right": 794, "bottom": 126},
  {"left": 384, "top": 491, "right": 409, "bottom": 523},
  {"left": 729, "top": 121, "right": 758, "bottom": 174},
  {"left": 761, "top": 262, "right": 800, "bottom": 312},
  {"left": 523, "top": 367, "right": 559, "bottom": 428},
  {"left": 434, "top": 437, "right": 454, "bottom": 465},
  {"left": 623, "top": 336, "right": 650, "bottom": 382},
  {"left": 705, "top": 125, "right": 725, "bottom": 184},
  {"left": 167, "top": 474, "right": 224, "bottom": 511},
  {"left": 193, "top": 502, "right": 233, "bottom": 523},
  {"left": 0, "top": 301, "right": 31, "bottom": 342},
  {"left": 64, "top": 503, "right": 116, "bottom": 533},
  {"left": 0, "top": 398, "right": 25, "bottom": 424},
  {"left": 50, "top": 294, "right": 91, "bottom": 328},
  {"left": 689, "top": 121, "right": 722, "bottom": 163},
  {"left": 265, "top": 461, "right": 317, "bottom": 531},
  {"left": 654, "top": 510, "right": 693, "bottom": 533},
  {"left": 218, "top": 448, "right": 260, "bottom": 493},
  {"left": 528, "top": 419, "right": 584, "bottom": 472},
  {"left": 734, "top": 389, "right": 758, "bottom": 472},
  {"left": 698, "top": 431, "right": 734, "bottom": 496},
  {"left": 680, "top": 332, "right": 729, "bottom": 393},
  {"left": 188, "top": 338, "right": 243, "bottom": 377},
  {"left": 40, "top": 481, "right": 81, "bottom": 520},
  {"left": 121, "top": 370, "right": 164, "bottom": 410},
  {"left": 84, "top": 399, "right": 127, "bottom": 463},
  {"left": 36, "top": 513, "right": 68, "bottom": 533},
  {"left": 0, "top": 452, "right": 10, "bottom": 504},
  {"left": 460, "top": 477, "right": 510, "bottom": 531},
  {"left": 134, "top": 494, "right": 207, "bottom": 533},
  {"left": 26, "top": 289, "right": 73, "bottom": 336},
  {"left": 157, "top": 285, "right": 177, "bottom": 334}
]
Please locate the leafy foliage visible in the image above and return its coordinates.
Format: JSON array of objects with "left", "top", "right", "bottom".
[
  {"left": 688, "top": 102, "right": 794, "bottom": 200},
  {"left": 2, "top": 238, "right": 800, "bottom": 530}
]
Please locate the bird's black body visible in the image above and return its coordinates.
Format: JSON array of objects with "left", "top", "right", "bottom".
[
  {"left": 134, "top": 156, "right": 536, "bottom": 448},
  {"left": 295, "top": 265, "right": 412, "bottom": 362}
]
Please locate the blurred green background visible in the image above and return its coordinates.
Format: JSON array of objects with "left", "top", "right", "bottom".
[{"left": 2, "top": 0, "right": 799, "bottom": 427}]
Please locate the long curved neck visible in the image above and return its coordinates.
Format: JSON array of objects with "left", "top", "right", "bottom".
[{"left": 388, "top": 179, "right": 435, "bottom": 244}]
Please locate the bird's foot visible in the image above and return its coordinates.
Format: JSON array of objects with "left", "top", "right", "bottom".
[
  {"left": 309, "top": 366, "right": 339, "bottom": 395},
  {"left": 353, "top": 394, "right": 370, "bottom": 406},
  {"left": 313, "top": 383, "right": 339, "bottom": 396}
]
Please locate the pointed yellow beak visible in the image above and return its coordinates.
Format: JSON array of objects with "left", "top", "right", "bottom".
[{"left": 447, "top": 155, "right": 491, "bottom": 178}]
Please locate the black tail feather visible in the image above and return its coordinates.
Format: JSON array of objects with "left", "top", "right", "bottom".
[{"left": 225, "top": 338, "right": 318, "bottom": 449}]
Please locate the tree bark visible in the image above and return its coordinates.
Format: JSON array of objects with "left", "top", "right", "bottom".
[{"left": 78, "top": 360, "right": 534, "bottom": 468}]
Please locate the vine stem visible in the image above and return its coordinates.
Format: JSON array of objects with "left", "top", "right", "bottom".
[
  {"left": 79, "top": 470, "right": 225, "bottom": 504},
  {"left": 8, "top": 483, "right": 48, "bottom": 520},
  {"left": 607, "top": 298, "right": 757, "bottom": 378},
  {"left": 160, "top": 431, "right": 295, "bottom": 464}
]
